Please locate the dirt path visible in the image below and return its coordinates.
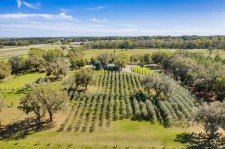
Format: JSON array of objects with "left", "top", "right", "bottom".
[{"left": 122, "top": 65, "right": 138, "bottom": 74}]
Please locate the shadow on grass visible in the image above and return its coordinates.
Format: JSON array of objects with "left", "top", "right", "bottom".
[
  {"left": 175, "top": 133, "right": 209, "bottom": 149},
  {"left": 0, "top": 118, "right": 54, "bottom": 141}
]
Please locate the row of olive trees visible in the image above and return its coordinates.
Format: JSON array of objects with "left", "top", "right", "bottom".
[{"left": 152, "top": 52, "right": 225, "bottom": 101}]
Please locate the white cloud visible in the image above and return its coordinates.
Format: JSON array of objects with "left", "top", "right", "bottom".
[
  {"left": 91, "top": 17, "right": 108, "bottom": 23},
  {"left": 87, "top": 6, "right": 106, "bottom": 11},
  {"left": 0, "top": 13, "right": 76, "bottom": 21},
  {"left": 16, "top": 0, "right": 41, "bottom": 9},
  {"left": 0, "top": 12, "right": 225, "bottom": 37},
  {"left": 221, "top": 12, "right": 225, "bottom": 15},
  {"left": 17, "top": 0, "right": 22, "bottom": 8},
  {"left": 22, "top": 1, "right": 39, "bottom": 9}
]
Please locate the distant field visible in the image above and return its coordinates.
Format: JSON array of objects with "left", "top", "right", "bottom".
[
  {"left": 2, "top": 45, "right": 225, "bottom": 61},
  {"left": 84, "top": 49, "right": 177, "bottom": 60},
  {"left": 0, "top": 44, "right": 62, "bottom": 60}
]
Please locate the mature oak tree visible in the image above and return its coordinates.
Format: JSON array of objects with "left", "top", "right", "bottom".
[
  {"left": 190, "top": 102, "right": 225, "bottom": 148},
  {"left": 18, "top": 85, "right": 68, "bottom": 123},
  {"left": 74, "top": 68, "right": 95, "bottom": 90}
]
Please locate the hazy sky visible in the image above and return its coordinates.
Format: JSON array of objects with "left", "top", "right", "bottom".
[{"left": 0, "top": 0, "right": 225, "bottom": 37}]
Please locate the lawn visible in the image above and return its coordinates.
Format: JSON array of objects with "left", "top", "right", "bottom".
[
  {"left": 0, "top": 73, "right": 46, "bottom": 90},
  {"left": 0, "top": 120, "right": 190, "bottom": 149}
]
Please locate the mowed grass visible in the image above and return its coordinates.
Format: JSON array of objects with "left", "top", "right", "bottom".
[
  {"left": 0, "top": 73, "right": 46, "bottom": 90},
  {"left": 0, "top": 120, "right": 189, "bottom": 149}
]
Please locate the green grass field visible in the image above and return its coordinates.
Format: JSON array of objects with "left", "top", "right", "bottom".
[
  {"left": 0, "top": 73, "right": 46, "bottom": 90},
  {"left": 0, "top": 44, "right": 62, "bottom": 60},
  {"left": 0, "top": 119, "right": 190, "bottom": 149},
  {"left": 1, "top": 44, "right": 224, "bottom": 61}
]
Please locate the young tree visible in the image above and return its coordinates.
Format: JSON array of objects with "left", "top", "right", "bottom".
[
  {"left": 114, "top": 52, "right": 129, "bottom": 70},
  {"left": 18, "top": 85, "right": 68, "bottom": 123},
  {"left": 208, "top": 46, "right": 215, "bottom": 57},
  {"left": 190, "top": 102, "right": 225, "bottom": 148},
  {"left": 0, "top": 61, "right": 11, "bottom": 79},
  {"left": 74, "top": 68, "right": 95, "bottom": 90}
]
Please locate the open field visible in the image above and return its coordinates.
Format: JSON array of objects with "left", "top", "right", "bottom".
[
  {"left": 2, "top": 45, "right": 225, "bottom": 62},
  {"left": 0, "top": 120, "right": 192, "bottom": 149},
  {"left": 0, "top": 44, "right": 62, "bottom": 60}
]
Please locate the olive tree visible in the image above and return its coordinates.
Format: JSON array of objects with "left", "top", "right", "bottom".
[
  {"left": 141, "top": 73, "right": 174, "bottom": 99},
  {"left": 18, "top": 85, "right": 68, "bottom": 123}
]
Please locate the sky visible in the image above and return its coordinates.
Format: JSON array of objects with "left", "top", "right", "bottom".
[{"left": 0, "top": 0, "right": 225, "bottom": 37}]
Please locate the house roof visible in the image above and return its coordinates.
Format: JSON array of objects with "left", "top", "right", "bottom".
[{"left": 107, "top": 63, "right": 116, "bottom": 67}]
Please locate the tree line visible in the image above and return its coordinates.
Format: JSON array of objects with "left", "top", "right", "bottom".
[
  {"left": 1, "top": 36, "right": 225, "bottom": 50},
  {"left": 84, "top": 36, "right": 225, "bottom": 50}
]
